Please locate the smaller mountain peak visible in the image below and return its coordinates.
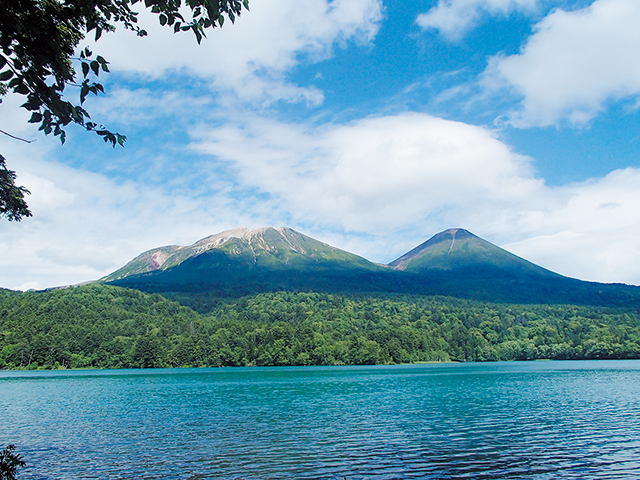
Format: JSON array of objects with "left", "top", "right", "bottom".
[
  {"left": 388, "top": 228, "right": 480, "bottom": 270},
  {"left": 435, "top": 228, "right": 476, "bottom": 240}
]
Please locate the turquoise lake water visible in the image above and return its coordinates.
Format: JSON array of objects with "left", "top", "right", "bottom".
[{"left": 2, "top": 361, "right": 640, "bottom": 479}]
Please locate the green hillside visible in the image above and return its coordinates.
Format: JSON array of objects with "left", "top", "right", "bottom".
[
  {"left": 386, "top": 228, "right": 640, "bottom": 307},
  {"left": 4, "top": 227, "right": 640, "bottom": 371},
  {"left": 2, "top": 285, "right": 640, "bottom": 370}
]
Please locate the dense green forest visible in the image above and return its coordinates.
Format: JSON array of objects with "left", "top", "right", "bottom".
[{"left": 1, "top": 285, "right": 640, "bottom": 370}]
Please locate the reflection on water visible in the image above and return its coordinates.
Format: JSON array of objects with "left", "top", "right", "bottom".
[{"left": 2, "top": 361, "right": 640, "bottom": 479}]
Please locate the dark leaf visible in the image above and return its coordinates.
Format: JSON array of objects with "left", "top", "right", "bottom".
[
  {"left": 15, "top": 83, "right": 29, "bottom": 95},
  {"left": 80, "top": 84, "right": 90, "bottom": 104},
  {"left": 97, "top": 56, "right": 110, "bottom": 73},
  {"left": 28, "top": 112, "right": 42, "bottom": 124}
]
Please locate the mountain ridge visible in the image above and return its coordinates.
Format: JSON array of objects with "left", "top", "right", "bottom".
[{"left": 102, "top": 226, "right": 379, "bottom": 282}]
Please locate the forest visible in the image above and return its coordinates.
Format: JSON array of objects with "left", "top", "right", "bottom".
[{"left": 1, "top": 284, "right": 640, "bottom": 370}]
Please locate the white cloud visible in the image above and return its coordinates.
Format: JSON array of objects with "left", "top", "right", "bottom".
[
  {"left": 417, "top": 0, "right": 539, "bottom": 40},
  {"left": 89, "top": 88, "right": 214, "bottom": 126},
  {"left": 90, "top": 0, "right": 382, "bottom": 105},
  {"left": 192, "top": 112, "right": 544, "bottom": 232},
  {"left": 483, "top": 0, "right": 640, "bottom": 126},
  {"left": 501, "top": 168, "right": 640, "bottom": 283}
]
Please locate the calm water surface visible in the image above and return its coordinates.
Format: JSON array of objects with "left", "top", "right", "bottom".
[{"left": 1, "top": 361, "right": 640, "bottom": 479}]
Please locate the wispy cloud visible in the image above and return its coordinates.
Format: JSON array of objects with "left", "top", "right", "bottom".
[{"left": 417, "top": 0, "right": 539, "bottom": 40}]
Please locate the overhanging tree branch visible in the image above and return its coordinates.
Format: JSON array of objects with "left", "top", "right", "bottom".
[
  {"left": 0, "top": 129, "right": 35, "bottom": 143},
  {"left": 0, "top": 0, "right": 249, "bottom": 220}
]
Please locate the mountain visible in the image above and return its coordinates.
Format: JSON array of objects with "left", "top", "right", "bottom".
[
  {"left": 389, "top": 228, "right": 558, "bottom": 277},
  {"left": 103, "top": 227, "right": 396, "bottom": 296},
  {"left": 103, "top": 227, "right": 378, "bottom": 280},
  {"left": 387, "top": 228, "right": 640, "bottom": 306},
  {"left": 103, "top": 226, "right": 640, "bottom": 307}
]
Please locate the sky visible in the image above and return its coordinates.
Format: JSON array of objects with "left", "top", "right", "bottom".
[{"left": 2, "top": 0, "right": 640, "bottom": 290}]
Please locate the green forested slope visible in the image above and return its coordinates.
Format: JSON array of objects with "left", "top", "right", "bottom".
[{"left": 2, "top": 285, "right": 640, "bottom": 370}]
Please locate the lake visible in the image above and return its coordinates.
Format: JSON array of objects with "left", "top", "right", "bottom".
[{"left": 2, "top": 361, "right": 640, "bottom": 479}]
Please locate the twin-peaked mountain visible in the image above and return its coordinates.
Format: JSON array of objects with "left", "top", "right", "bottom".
[{"left": 102, "top": 227, "right": 640, "bottom": 307}]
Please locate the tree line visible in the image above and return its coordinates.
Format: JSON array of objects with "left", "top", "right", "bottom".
[{"left": 1, "top": 285, "right": 640, "bottom": 370}]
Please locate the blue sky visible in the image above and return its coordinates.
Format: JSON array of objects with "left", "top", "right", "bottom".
[{"left": 2, "top": 0, "right": 640, "bottom": 290}]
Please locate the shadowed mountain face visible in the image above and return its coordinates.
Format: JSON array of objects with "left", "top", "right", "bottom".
[{"left": 103, "top": 227, "right": 640, "bottom": 307}]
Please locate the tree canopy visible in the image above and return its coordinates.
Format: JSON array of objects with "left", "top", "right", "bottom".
[
  {"left": 0, "top": 0, "right": 249, "bottom": 220},
  {"left": 2, "top": 285, "right": 640, "bottom": 370}
]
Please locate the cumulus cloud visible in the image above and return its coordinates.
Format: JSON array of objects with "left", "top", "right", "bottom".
[
  {"left": 193, "top": 113, "right": 545, "bottom": 232},
  {"left": 90, "top": 0, "right": 383, "bottom": 105},
  {"left": 500, "top": 168, "right": 640, "bottom": 283},
  {"left": 483, "top": 0, "right": 640, "bottom": 126},
  {"left": 417, "top": 0, "right": 539, "bottom": 40}
]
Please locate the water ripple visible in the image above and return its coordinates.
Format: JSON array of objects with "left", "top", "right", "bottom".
[{"left": 2, "top": 361, "right": 640, "bottom": 479}]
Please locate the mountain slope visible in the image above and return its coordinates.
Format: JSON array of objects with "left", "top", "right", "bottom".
[
  {"left": 103, "top": 227, "right": 396, "bottom": 296},
  {"left": 389, "top": 228, "right": 558, "bottom": 277}
]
